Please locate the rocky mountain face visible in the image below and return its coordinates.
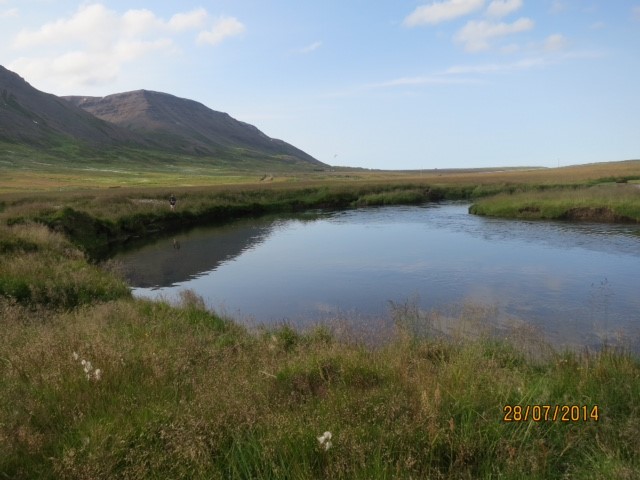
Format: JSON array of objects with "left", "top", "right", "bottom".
[{"left": 0, "top": 65, "right": 323, "bottom": 167}]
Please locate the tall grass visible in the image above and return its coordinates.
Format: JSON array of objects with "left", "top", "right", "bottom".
[
  {"left": 0, "top": 223, "right": 129, "bottom": 307},
  {"left": 0, "top": 182, "right": 453, "bottom": 258},
  {"left": 2, "top": 161, "right": 640, "bottom": 257},
  {"left": 470, "top": 184, "right": 640, "bottom": 222},
  {"left": 2, "top": 168, "right": 640, "bottom": 478},
  {"left": 1, "top": 291, "right": 638, "bottom": 479}
]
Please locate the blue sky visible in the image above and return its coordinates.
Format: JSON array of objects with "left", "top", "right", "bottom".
[{"left": 1, "top": 1, "right": 639, "bottom": 169}]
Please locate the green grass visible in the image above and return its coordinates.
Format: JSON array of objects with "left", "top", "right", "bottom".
[
  {"left": 1, "top": 286, "right": 639, "bottom": 478},
  {"left": 0, "top": 182, "right": 454, "bottom": 258},
  {"left": 0, "top": 140, "right": 328, "bottom": 193},
  {"left": 470, "top": 184, "right": 640, "bottom": 222},
  {"left": 0, "top": 223, "right": 129, "bottom": 308},
  {"left": 2, "top": 163, "right": 640, "bottom": 478}
]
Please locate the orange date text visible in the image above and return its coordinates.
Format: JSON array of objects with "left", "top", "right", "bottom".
[{"left": 502, "top": 405, "right": 600, "bottom": 422}]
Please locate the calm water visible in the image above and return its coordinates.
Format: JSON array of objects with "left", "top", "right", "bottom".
[{"left": 115, "top": 203, "right": 640, "bottom": 349}]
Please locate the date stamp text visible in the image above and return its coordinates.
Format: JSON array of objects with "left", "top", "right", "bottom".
[{"left": 503, "top": 405, "right": 600, "bottom": 422}]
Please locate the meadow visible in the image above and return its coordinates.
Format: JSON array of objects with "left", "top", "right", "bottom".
[{"left": 1, "top": 158, "right": 640, "bottom": 478}]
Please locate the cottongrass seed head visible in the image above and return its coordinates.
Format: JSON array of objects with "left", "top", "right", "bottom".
[
  {"left": 317, "top": 431, "right": 332, "bottom": 451},
  {"left": 74, "top": 352, "right": 102, "bottom": 381}
]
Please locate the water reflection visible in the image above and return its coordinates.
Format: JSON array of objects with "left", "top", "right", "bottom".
[
  {"left": 114, "top": 203, "right": 640, "bottom": 350},
  {"left": 116, "top": 218, "right": 275, "bottom": 287}
]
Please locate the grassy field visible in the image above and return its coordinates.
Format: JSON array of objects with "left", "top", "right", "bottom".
[
  {"left": 2, "top": 159, "right": 640, "bottom": 478},
  {"left": 470, "top": 184, "right": 640, "bottom": 222},
  {"left": 2, "top": 141, "right": 639, "bottom": 193}
]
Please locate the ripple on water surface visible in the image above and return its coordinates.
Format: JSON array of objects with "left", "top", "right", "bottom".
[{"left": 115, "top": 203, "right": 640, "bottom": 350}]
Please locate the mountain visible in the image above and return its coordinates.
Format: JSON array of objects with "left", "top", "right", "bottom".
[
  {"left": 64, "top": 90, "right": 323, "bottom": 166},
  {"left": 0, "top": 65, "right": 324, "bottom": 168},
  {"left": 0, "top": 65, "right": 144, "bottom": 148}
]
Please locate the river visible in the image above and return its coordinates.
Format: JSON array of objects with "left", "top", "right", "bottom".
[{"left": 114, "top": 202, "right": 640, "bottom": 350}]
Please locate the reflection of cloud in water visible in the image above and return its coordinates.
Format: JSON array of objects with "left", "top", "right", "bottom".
[
  {"left": 119, "top": 203, "right": 640, "bottom": 351},
  {"left": 544, "top": 276, "right": 566, "bottom": 292},
  {"left": 313, "top": 302, "right": 341, "bottom": 314}
]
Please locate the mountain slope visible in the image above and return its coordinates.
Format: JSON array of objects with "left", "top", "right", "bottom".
[
  {"left": 0, "top": 65, "right": 324, "bottom": 168},
  {"left": 0, "top": 65, "right": 144, "bottom": 148},
  {"left": 64, "top": 90, "right": 324, "bottom": 166}
]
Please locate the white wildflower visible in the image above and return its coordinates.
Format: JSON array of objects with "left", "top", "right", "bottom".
[
  {"left": 317, "top": 431, "right": 332, "bottom": 450},
  {"left": 77, "top": 356, "right": 101, "bottom": 381},
  {"left": 72, "top": 352, "right": 79, "bottom": 361},
  {"left": 83, "top": 361, "right": 93, "bottom": 374}
]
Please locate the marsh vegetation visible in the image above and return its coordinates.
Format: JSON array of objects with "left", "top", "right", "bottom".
[{"left": 1, "top": 160, "right": 640, "bottom": 478}]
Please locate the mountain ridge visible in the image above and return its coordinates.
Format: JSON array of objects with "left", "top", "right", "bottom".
[
  {"left": 0, "top": 65, "right": 324, "bottom": 168},
  {"left": 0, "top": 65, "right": 145, "bottom": 148},
  {"left": 63, "top": 89, "right": 322, "bottom": 165}
]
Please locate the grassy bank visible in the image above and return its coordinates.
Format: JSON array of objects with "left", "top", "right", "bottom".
[
  {"left": 3, "top": 160, "right": 640, "bottom": 257},
  {"left": 0, "top": 223, "right": 129, "bottom": 307},
  {"left": 1, "top": 200, "right": 639, "bottom": 479},
  {"left": 2, "top": 164, "right": 640, "bottom": 478},
  {"left": 469, "top": 184, "right": 640, "bottom": 222},
  {"left": 0, "top": 181, "right": 467, "bottom": 258},
  {"left": 1, "top": 226, "right": 638, "bottom": 478}
]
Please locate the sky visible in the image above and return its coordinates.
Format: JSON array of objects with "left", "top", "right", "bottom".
[{"left": 1, "top": 0, "right": 639, "bottom": 169}]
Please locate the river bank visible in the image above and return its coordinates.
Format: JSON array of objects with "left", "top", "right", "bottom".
[
  {"left": 1, "top": 181, "right": 474, "bottom": 259},
  {"left": 3, "top": 179, "right": 639, "bottom": 261},
  {"left": 469, "top": 184, "right": 640, "bottom": 223},
  {"left": 2, "top": 170, "right": 640, "bottom": 478},
  {"left": 1, "top": 222, "right": 638, "bottom": 479}
]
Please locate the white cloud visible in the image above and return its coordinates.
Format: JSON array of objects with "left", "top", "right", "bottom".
[
  {"left": 440, "top": 50, "right": 604, "bottom": 79},
  {"left": 169, "top": 8, "right": 208, "bottom": 31},
  {"left": 366, "top": 56, "right": 553, "bottom": 89},
  {"left": 442, "top": 57, "right": 545, "bottom": 75},
  {"left": 550, "top": 0, "right": 567, "bottom": 14},
  {"left": 404, "top": 0, "right": 485, "bottom": 27},
  {"left": 197, "top": 16, "right": 245, "bottom": 46},
  {"left": 113, "top": 39, "right": 173, "bottom": 62},
  {"left": 8, "top": 3, "right": 243, "bottom": 89},
  {"left": 120, "top": 8, "right": 207, "bottom": 36},
  {"left": 10, "top": 38, "right": 173, "bottom": 89},
  {"left": 121, "top": 9, "right": 163, "bottom": 37},
  {"left": 11, "top": 54, "right": 119, "bottom": 88},
  {"left": 366, "top": 76, "right": 478, "bottom": 88},
  {"left": 297, "top": 41, "right": 323, "bottom": 54},
  {"left": 454, "top": 17, "right": 534, "bottom": 51},
  {"left": 14, "top": 5, "right": 214, "bottom": 47},
  {"left": 13, "top": 4, "right": 118, "bottom": 49},
  {"left": 544, "top": 33, "right": 567, "bottom": 51},
  {"left": 486, "top": 0, "right": 523, "bottom": 18},
  {"left": 500, "top": 43, "right": 520, "bottom": 54},
  {"left": 1, "top": 7, "right": 18, "bottom": 18}
]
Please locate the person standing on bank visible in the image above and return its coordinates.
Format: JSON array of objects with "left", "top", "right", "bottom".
[{"left": 169, "top": 194, "right": 177, "bottom": 211}]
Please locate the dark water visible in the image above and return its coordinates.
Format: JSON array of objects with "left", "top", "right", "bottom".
[{"left": 114, "top": 203, "right": 640, "bottom": 349}]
